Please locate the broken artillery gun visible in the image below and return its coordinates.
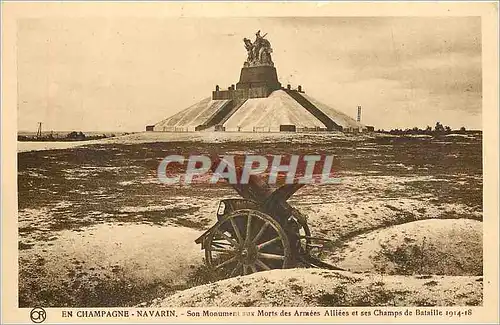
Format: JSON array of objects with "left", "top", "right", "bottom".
[{"left": 195, "top": 156, "right": 341, "bottom": 278}]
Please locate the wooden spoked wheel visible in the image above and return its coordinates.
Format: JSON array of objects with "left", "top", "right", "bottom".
[{"left": 205, "top": 209, "right": 292, "bottom": 278}]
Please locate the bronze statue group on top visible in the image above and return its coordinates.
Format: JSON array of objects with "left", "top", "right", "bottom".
[{"left": 243, "top": 30, "right": 274, "bottom": 67}]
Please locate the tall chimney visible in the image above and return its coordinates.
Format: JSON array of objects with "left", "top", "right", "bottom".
[{"left": 357, "top": 106, "right": 362, "bottom": 122}]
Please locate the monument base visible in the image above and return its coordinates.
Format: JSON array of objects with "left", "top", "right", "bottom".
[{"left": 236, "top": 66, "right": 281, "bottom": 92}]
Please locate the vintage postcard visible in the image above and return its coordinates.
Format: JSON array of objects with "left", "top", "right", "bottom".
[{"left": 1, "top": 1, "right": 499, "bottom": 324}]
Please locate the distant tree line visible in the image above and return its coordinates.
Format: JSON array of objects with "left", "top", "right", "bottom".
[{"left": 377, "top": 122, "right": 471, "bottom": 135}]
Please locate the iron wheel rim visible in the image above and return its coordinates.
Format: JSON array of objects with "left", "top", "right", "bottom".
[{"left": 205, "top": 209, "right": 292, "bottom": 278}]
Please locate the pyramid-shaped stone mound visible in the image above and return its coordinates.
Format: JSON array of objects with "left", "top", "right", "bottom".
[{"left": 147, "top": 31, "right": 370, "bottom": 133}]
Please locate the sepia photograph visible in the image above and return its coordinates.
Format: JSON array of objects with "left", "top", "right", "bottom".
[{"left": 2, "top": 2, "right": 499, "bottom": 324}]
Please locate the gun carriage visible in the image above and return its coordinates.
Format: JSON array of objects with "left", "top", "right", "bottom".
[{"left": 195, "top": 157, "right": 340, "bottom": 278}]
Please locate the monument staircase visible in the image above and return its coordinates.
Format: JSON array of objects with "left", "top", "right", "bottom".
[
  {"left": 195, "top": 98, "right": 248, "bottom": 131},
  {"left": 284, "top": 89, "right": 342, "bottom": 131},
  {"left": 214, "top": 98, "right": 248, "bottom": 129}
]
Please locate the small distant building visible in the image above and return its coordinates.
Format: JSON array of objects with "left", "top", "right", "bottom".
[{"left": 280, "top": 124, "right": 297, "bottom": 132}]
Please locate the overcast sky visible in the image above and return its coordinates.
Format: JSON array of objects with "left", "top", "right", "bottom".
[{"left": 17, "top": 17, "right": 481, "bottom": 132}]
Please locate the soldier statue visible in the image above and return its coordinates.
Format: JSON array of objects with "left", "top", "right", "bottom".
[{"left": 243, "top": 30, "right": 274, "bottom": 67}]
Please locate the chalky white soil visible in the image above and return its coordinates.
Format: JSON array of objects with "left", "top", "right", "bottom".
[
  {"left": 17, "top": 131, "right": 379, "bottom": 152},
  {"left": 19, "top": 224, "right": 205, "bottom": 307},
  {"left": 326, "top": 219, "right": 482, "bottom": 276},
  {"left": 145, "top": 268, "right": 482, "bottom": 307}
]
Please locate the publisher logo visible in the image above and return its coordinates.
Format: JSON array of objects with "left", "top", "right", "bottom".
[{"left": 30, "top": 307, "right": 46, "bottom": 323}]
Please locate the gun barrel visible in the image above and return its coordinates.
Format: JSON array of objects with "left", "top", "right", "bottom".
[{"left": 209, "top": 155, "right": 273, "bottom": 203}]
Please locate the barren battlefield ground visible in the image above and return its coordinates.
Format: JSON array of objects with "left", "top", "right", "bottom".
[{"left": 17, "top": 132, "right": 483, "bottom": 307}]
